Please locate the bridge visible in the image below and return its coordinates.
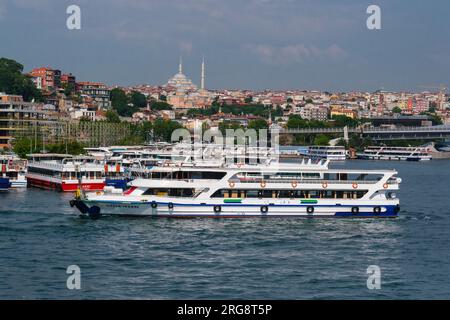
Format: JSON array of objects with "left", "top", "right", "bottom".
[{"left": 277, "top": 125, "right": 450, "bottom": 141}]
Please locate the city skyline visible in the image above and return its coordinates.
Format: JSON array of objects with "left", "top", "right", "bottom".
[{"left": 1, "top": 0, "right": 449, "bottom": 92}]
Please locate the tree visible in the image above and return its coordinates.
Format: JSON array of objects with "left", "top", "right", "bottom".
[
  {"left": 130, "top": 91, "right": 147, "bottom": 109},
  {"left": 248, "top": 119, "right": 268, "bottom": 131},
  {"left": 244, "top": 96, "right": 253, "bottom": 104},
  {"left": 111, "top": 88, "right": 135, "bottom": 117},
  {"left": 331, "top": 115, "right": 358, "bottom": 127},
  {"left": 392, "top": 106, "right": 402, "bottom": 114},
  {"left": 314, "top": 134, "right": 330, "bottom": 146},
  {"left": 152, "top": 119, "right": 183, "bottom": 142},
  {"left": 105, "top": 110, "right": 121, "bottom": 123},
  {"left": 151, "top": 101, "right": 173, "bottom": 111},
  {"left": 0, "top": 57, "right": 43, "bottom": 102}
]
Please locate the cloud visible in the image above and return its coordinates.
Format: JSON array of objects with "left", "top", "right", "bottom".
[
  {"left": 179, "top": 40, "right": 193, "bottom": 54},
  {"left": 244, "top": 43, "right": 347, "bottom": 64}
]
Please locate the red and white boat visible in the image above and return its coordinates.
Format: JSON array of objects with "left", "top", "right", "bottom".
[{"left": 26, "top": 154, "right": 106, "bottom": 192}]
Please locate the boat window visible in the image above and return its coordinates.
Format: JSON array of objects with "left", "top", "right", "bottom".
[{"left": 211, "top": 189, "right": 368, "bottom": 199}]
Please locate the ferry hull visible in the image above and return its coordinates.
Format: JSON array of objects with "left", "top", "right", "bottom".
[
  {"left": 0, "top": 178, "right": 11, "bottom": 191},
  {"left": 73, "top": 199, "right": 400, "bottom": 218},
  {"left": 27, "top": 177, "right": 105, "bottom": 192}
]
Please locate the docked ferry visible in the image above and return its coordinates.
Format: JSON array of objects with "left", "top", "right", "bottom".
[
  {"left": 0, "top": 155, "right": 27, "bottom": 188},
  {"left": 357, "top": 146, "right": 432, "bottom": 161},
  {"left": 71, "top": 159, "right": 401, "bottom": 218},
  {"left": 26, "top": 154, "right": 106, "bottom": 192},
  {"left": 300, "top": 146, "right": 347, "bottom": 161}
]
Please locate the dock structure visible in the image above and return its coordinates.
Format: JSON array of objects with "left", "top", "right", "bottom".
[{"left": 13, "top": 121, "right": 131, "bottom": 148}]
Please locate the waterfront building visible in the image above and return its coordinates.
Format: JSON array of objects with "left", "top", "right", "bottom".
[
  {"left": 61, "top": 73, "right": 76, "bottom": 87},
  {"left": 29, "top": 67, "right": 61, "bottom": 92},
  {"left": 330, "top": 105, "right": 358, "bottom": 119},
  {"left": 299, "top": 104, "right": 329, "bottom": 121},
  {"left": 77, "top": 82, "right": 111, "bottom": 110},
  {"left": 0, "top": 93, "right": 52, "bottom": 149}
]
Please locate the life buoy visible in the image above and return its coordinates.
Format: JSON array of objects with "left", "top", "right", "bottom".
[
  {"left": 383, "top": 183, "right": 389, "bottom": 189},
  {"left": 291, "top": 181, "right": 298, "bottom": 188},
  {"left": 151, "top": 201, "right": 158, "bottom": 209},
  {"left": 260, "top": 181, "right": 267, "bottom": 188},
  {"left": 213, "top": 205, "right": 221, "bottom": 213},
  {"left": 322, "top": 181, "right": 328, "bottom": 189},
  {"left": 373, "top": 206, "right": 382, "bottom": 214},
  {"left": 260, "top": 206, "right": 269, "bottom": 214},
  {"left": 168, "top": 202, "right": 174, "bottom": 210},
  {"left": 352, "top": 183, "right": 358, "bottom": 189},
  {"left": 306, "top": 206, "right": 314, "bottom": 214},
  {"left": 229, "top": 181, "right": 235, "bottom": 188},
  {"left": 351, "top": 207, "right": 359, "bottom": 214}
]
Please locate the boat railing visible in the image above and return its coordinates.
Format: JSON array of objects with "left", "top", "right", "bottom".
[{"left": 230, "top": 178, "right": 380, "bottom": 185}]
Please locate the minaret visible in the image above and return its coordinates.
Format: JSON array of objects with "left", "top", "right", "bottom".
[
  {"left": 179, "top": 56, "right": 183, "bottom": 74},
  {"left": 201, "top": 56, "right": 205, "bottom": 90}
]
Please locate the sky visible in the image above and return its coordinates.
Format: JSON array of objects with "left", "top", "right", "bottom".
[{"left": 0, "top": 0, "right": 449, "bottom": 92}]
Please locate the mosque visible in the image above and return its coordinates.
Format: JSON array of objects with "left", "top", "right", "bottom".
[
  {"left": 167, "top": 57, "right": 198, "bottom": 92},
  {"left": 166, "top": 57, "right": 212, "bottom": 109}
]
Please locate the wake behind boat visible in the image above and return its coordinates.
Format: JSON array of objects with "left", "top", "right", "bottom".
[{"left": 70, "top": 159, "right": 401, "bottom": 219}]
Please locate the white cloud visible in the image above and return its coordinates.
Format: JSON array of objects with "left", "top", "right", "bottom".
[{"left": 244, "top": 43, "right": 347, "bottom": 64}]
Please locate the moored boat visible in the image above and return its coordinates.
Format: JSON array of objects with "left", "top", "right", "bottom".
[
  {"left": 357, "top": 146, "right": 432, "bottom": 161},
  {"left": 26, "top": 154, "right": 106, "bottom": 192}
]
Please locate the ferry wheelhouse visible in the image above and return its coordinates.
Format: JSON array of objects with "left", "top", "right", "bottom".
[
  {"left": 71, "top": 159, "right": 401, "bottom": 218},
  {"left": 0, "top": 155, "right": 27, "bottom": 189},
  {"left": 26, "top": 154, "right": 106, "bottom": 192},
  {"left": 357, "top": 146, "right": 432, "bottom": 161}
]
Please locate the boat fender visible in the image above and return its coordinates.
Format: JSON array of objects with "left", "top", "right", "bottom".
[
  {"left": 373, "top": 206, "right": 382, "bottom": 214},
  {"left": 322, "top": 181, "right": 328, "bottom": 189},
  {"left": 383, "top": 183, "right": 389, "bottom": 189},
  {"left": 168, "top": 202, "right": 174, "bottom": 210},
  {"left": 213, "top": 205, "right": 221, "bottom": 213},
  {"left": 69, "top": 200, "right": 75, "bottom": 208},
  {"left": 394, "top": 205, "right": 400, "bottom": 214},
  {"left": 351, "top": 206, "right": 359, "bottom": 214},
  {"left": 260, "top": 181, "right": 267, "bottom": 188},
  {"left": 352, "top": 183, "right": 358, "bottom": 189},
  {"left": 151, "top": 201, "right": 158, "bottom": 209},
  {"left": 291, "top": 181, "right": 298, "bottom": 188},
  {"left": 260, "top": 205, "right": 269, "bottom": 214},
  {"left": 307, "top": 206, "right": 314, "bottom": 214}
]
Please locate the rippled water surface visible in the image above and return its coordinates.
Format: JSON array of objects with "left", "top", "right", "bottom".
[{"left": 0, "top": 160, "right": 449, "bottom": 299}]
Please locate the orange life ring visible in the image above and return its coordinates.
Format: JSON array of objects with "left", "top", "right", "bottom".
[
  {"left": 229, "top": 181, "right": 235, "bottom": 188},
  {"left": 322, "top": 181, "right": 328, "bottom": 189},
  {"left": 291, "top": 181, "right": 298, "bottom": 188},
  {"left": 383, "top": 183, "right": 389, "bottom": 189},
  {"left": 260, "top": 181, "right": 267, "bottom": 188},
  {"left": 352, "top": 183, "right": 358, "bottom": 189}
]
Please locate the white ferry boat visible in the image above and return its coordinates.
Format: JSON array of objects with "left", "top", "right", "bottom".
[
  {"left": 0, "top": 155, "right": 27, "bottom": 188},
  {"left": 26, "top": 154, "right": 106, "bottom": 192},
  {"left": 300, "top": 146, "right": 347, "bottom": 161},
  {"left": 357, "top": 146, "right": 432, "bottom": 161},
  {"left": 70, "top": 159, "right": 401, "bottom": 218}
]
